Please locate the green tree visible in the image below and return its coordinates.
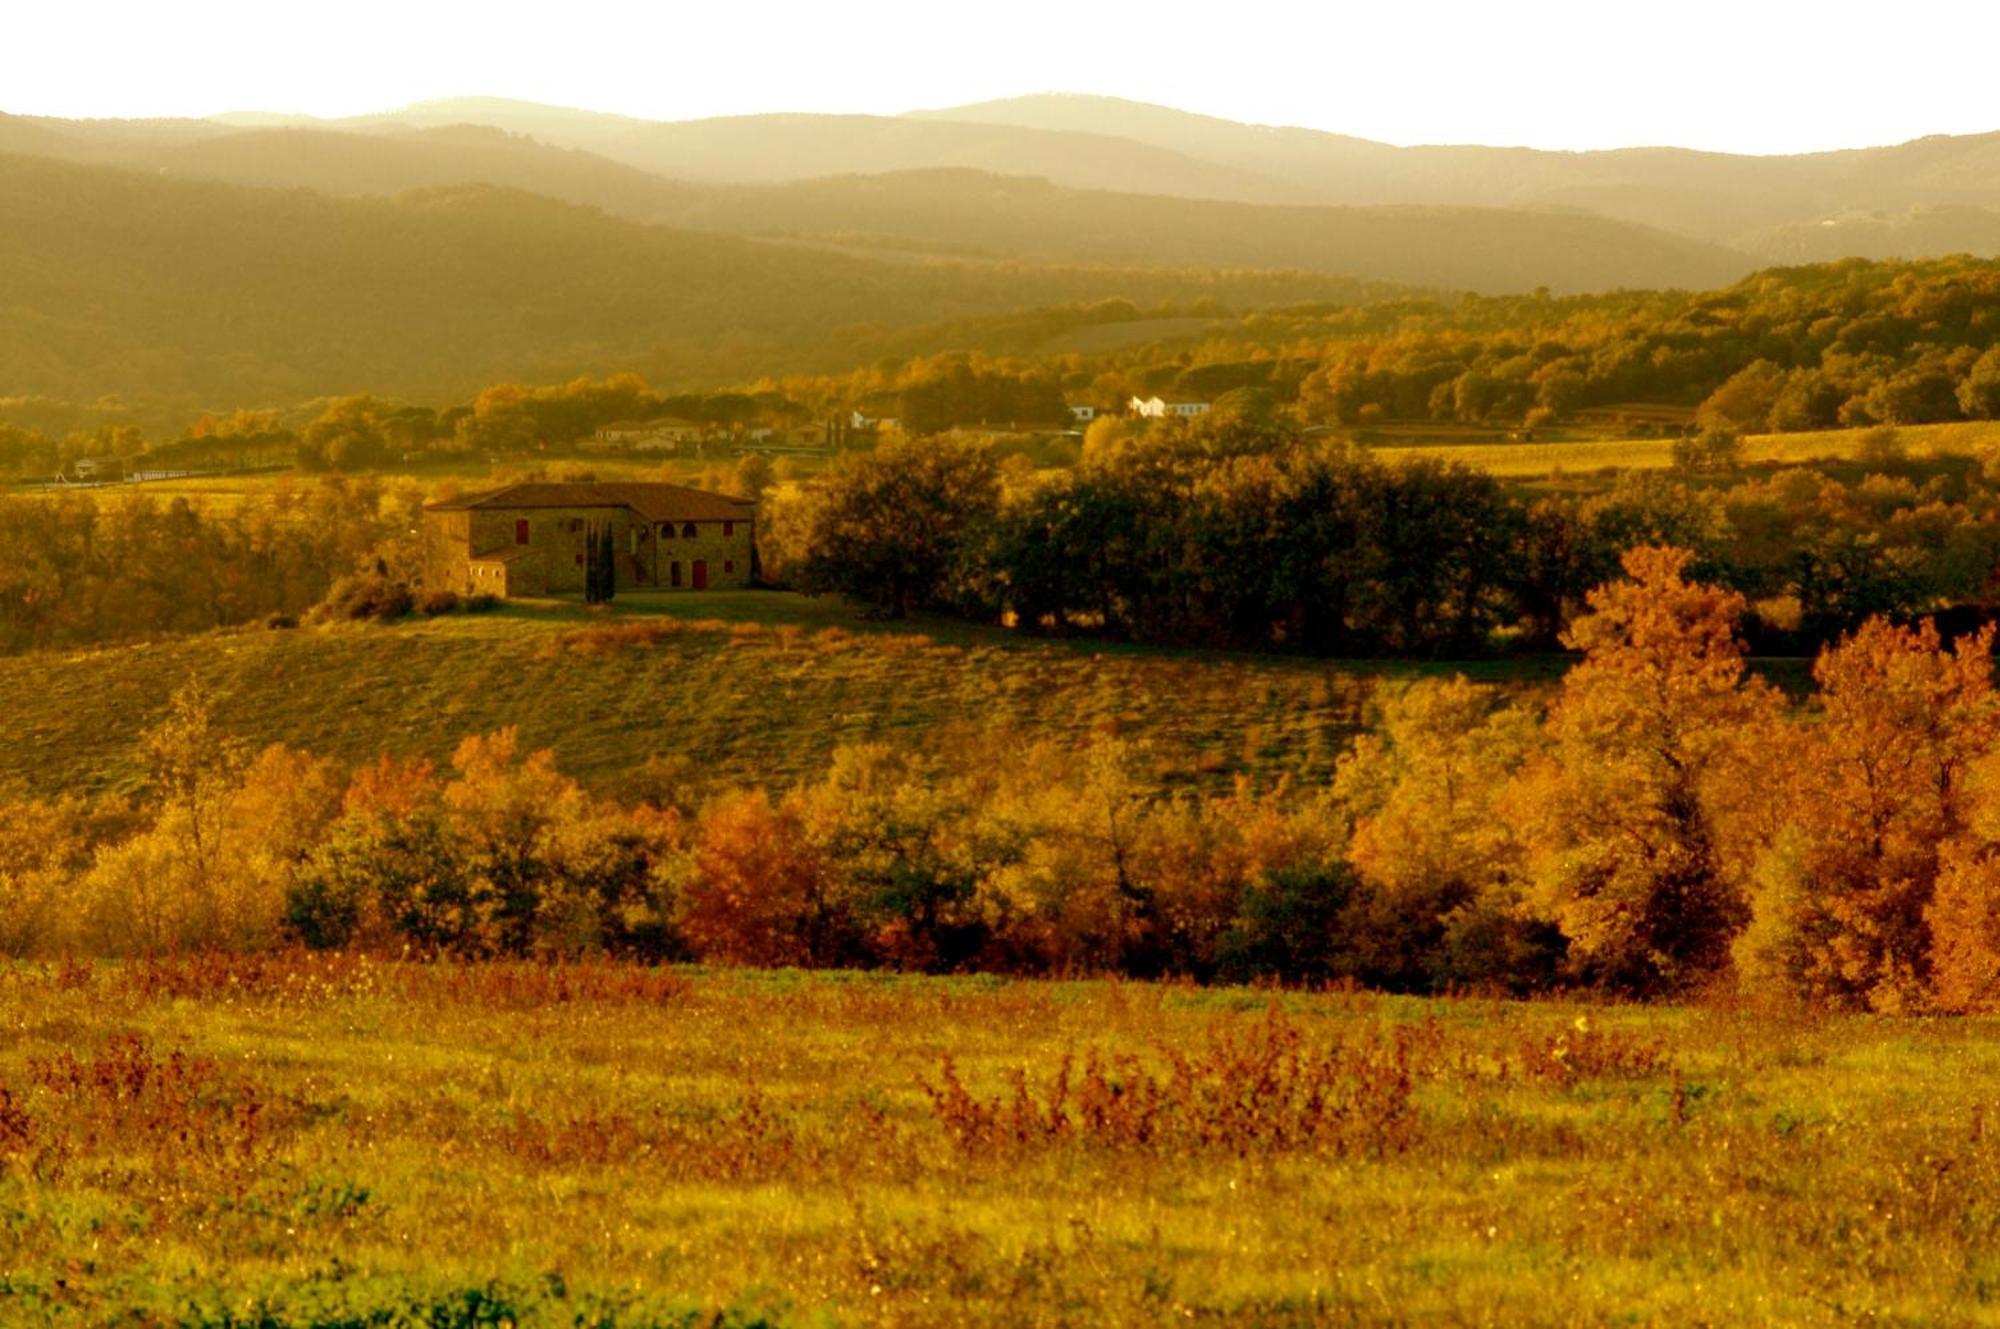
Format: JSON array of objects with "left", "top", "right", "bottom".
[{"left": 792, "top": 437, "right": 1001, "bottom": 617}]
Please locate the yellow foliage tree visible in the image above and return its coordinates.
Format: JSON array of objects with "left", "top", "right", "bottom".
[{"left": 1336, "top": 676, "right": 1544, "bottom": 988}]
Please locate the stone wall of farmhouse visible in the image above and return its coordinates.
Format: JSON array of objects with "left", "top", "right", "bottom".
[
  {"left": 425, "top": 506, "right": 755, "bottom": 596},
  {"left": 420, "top": 510, "right": 474, "bottom": 593}
]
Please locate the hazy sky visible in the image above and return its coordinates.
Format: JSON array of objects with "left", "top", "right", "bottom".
[{"left": 9, "top": 0, "right": 1997, "bottom": 154}]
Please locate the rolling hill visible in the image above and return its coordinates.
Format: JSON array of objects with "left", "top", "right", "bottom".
[
  {"left": 0, "top": 152, "right": 1402, "bottom": 409},
  {"left": 24, "top": 95, "right": 2000, "bottom": 262},
  {"left": 4, "top": 111, "right": 1762, "bottom": 294},
  {"left": 914, "top": 95, "right": 2000, "bottom": 246},
  {"left": 665, "top": 168, "right": 1754, "bottom": 293},
  {"left": 217, "top": 96, "right": 1313, "bottom": 204},
  {"left": 1736, "top": 204, "right": 2000, "bottom": 263}
]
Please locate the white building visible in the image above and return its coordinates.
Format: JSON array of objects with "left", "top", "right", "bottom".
[{"left": 1128, "top": 397, "right": 1211, "bottom": 420}]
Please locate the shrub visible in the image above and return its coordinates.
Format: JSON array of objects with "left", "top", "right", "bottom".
[
  {"left": 1215, "top": 863, "right": 1358, "bottom": 986},
  {"left": 1670, "top": 425, "right": 1742, "bottom": 474},
  {"left": 313, "top": 572, "right": 414, "bottom": 623},
  {"left": 1855, "top": 425, "right": 1906, "bottom": 468}
]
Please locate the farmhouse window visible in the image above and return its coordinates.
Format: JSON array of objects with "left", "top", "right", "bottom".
[
  {"left": 515, "top": 520, "right": 530, "bottom": 545},
  {"left": 670, "top": 561, "right": 682, "bottom": 587},
  {"left": 575, "top": 554, "right": 583, "bottom": 566},
  {"left": 659, "top": 523, "right": 673, "bottom": 539},
  {"left": 723, "top": 521, "right": 734, "bottom": 537},
  {"left": 681, "top": 522, "right": 698, "bottom": 538},
  {"left": 723, "top": 560, "right": 734, "bottom": 574}
]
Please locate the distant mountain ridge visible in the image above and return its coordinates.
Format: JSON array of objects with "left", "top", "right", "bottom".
[
  {"left": 913, "top": 94, "right": 2000, "bottom": 245},
  {"left": 4, "top": 92, "right": 2000, "bottom": 414},
  {"left": 13, "top": 93, "right": 2000, "bottom": 269},
  {"left": 1, "top": 103, "right": 1781, "bottom": 294}
]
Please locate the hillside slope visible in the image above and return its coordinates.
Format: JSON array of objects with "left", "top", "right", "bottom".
[
  {"left": 669, "top": 169, "right": 1754, "bottom": 293},
  {"left": 0, "top": 153, "right": 1401, "bottom": 407},
  {"left": 119, "top": 124, "right": 708, "bottom": 222},
  {"left": 1737, "top": 204, "right": 2000, "bottom": 263},
  {"left": 2, "top": 112, "right": 1761, "bottom": 293},
  {"left": 916, "top": 95, "right": 2000, "bottom": 243},
  {"left": 0, "top": 596, "right": 1395, "bottom": 801}
]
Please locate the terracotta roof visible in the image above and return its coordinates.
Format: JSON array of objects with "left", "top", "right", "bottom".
[{"left": 426, "top": 482, "right": 754, "bottom": 522}]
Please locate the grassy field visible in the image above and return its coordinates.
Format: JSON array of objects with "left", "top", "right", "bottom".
[
  {"left": 3, "top": 591, "right": 1564, "bottom": 803},
  {"left": 1371, "top": 419, "right": 2000, "bottom": 478},
  {"left": 4, "top": 958, "right": 1998, "bottom": 1325}
]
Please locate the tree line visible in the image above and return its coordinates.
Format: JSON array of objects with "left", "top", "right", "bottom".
[
  {"left": 11, "top": 550, "right": 2000, "bottom": 1014},
  {"left": 15, "top": 255, "right": 2000, "bottom": 483},
  {"left": 769, "top": 416, "right": 2000, "bottom": 654},
  {"left": 760, "top": 257, "right": 2000, "bottom": 436},
  {"left": 0, "top": 480, "right": 414, "bottom": 653}
]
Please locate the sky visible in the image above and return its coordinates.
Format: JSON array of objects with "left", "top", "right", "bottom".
[{"left": 7, "top": 0, "right": 1998, "bottom": 154}]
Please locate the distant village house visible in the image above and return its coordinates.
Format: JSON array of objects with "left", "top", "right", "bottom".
[
  {"left": 593, "top": 418, "right": 706, "bottom": 451},
  {"left": 67, "top": 457, "right": 125, "bottom": 482},
  {"left": 1127, "top": 396, "right": 1212, "bottom": 420},
  {"left": 422, "top": 482, "right": 755, "bottom": 598}
]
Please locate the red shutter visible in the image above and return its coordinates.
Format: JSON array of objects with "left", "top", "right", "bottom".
[{"left": 515, "top": 519, "right": 530, "bottom": 545}]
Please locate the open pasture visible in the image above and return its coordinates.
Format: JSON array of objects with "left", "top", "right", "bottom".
[{"left": 2, "top": 959, "right": 1997, "bottom": 1325}]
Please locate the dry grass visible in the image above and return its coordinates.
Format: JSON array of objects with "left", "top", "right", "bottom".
[{"left": 5, "top": 961, "right": 2000, "bottom": 1324}]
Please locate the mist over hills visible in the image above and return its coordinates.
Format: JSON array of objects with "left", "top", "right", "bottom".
[
  {"left": 914, "top": 94, "right": 2000, "bottom": 247},
  {"left": 9, "top": 93, "right": 1999, "bottom": 275}
]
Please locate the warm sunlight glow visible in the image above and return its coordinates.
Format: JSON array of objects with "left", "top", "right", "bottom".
[{"left": 6, "top": 0, "right": 1995, "bottom": 153}]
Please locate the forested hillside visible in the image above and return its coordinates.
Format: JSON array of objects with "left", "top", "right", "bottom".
[
  {"left": 0, "top": 153, "right": 1403, "bottom": 409},
  {"left": 666, "top": 170, "right": 1752, "bottom": 293},
  {"left": 3, "top": 116, "right": 1755, "bottom": 294}
]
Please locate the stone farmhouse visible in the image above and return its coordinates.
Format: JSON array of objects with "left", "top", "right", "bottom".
[{"left": 421, "top": 482, "right": 756, "bottom": 598}]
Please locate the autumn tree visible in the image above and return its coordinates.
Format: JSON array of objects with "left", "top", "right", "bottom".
[
  {"left": 674, "top": 789, "right": 844, "bottom": 966},
  {"left": 1739, "top": 620, "right": 2000, "bottom": 1010},
  {"left": 1335, "top": 676, "right": 1553, "bottom": 989},
  {"left": 1927, "top": 761, "right": 2000, "bottom": 1012},
  {"left": 1510, "top": 546, "right": 1780, "bottom": 995}
]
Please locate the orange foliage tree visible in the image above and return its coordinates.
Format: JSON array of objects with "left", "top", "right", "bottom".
[
  {"left": 1738, "top": 620, "right": 2000, "bottom": 1010},
  {"left": 1510, "top": 546, "right": 1781, "bottom": 995}
]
